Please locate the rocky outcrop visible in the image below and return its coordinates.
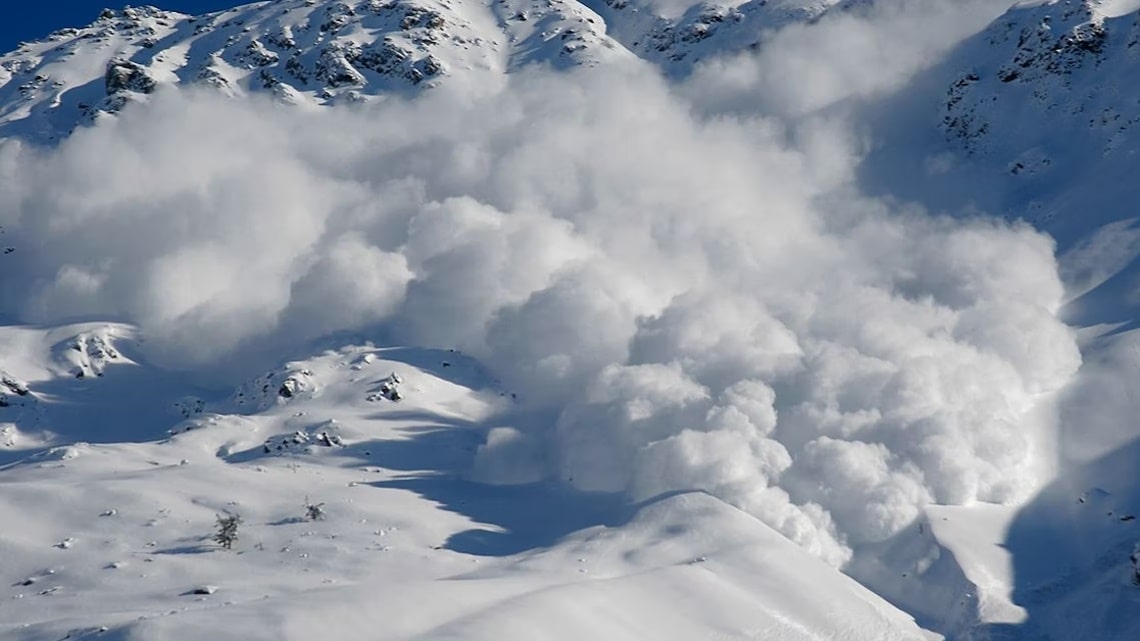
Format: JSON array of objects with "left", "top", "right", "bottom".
[
  {"left": 262, "top": 419, "right": 345, "bottom": 454},
  {"left": 54, "top": 328, "right": 123, "bottom": 379},
  {"left": 0, "top": 371, "right": 30, "bottom": 409},
  {"left": 233, "top": 364, "right": 319, "bottom": 411},
  {"left": 105, "top": 59, "right": 157, "bottom": 95}
]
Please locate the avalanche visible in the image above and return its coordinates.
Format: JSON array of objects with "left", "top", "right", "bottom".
[{"left": 1, "top": 1, "right": 1139, "bottom": 640}]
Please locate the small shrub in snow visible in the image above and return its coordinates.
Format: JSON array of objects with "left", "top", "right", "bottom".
[
  {"left": 214, "top": 512, "right": 242, "bottom": 550},
  {"left": 304, "top": 498, "right": 326, "bottom": 521}
]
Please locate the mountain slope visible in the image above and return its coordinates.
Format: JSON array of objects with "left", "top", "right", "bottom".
[
  {"left": 0, "top": 0, "right": 890, "bottom": 143},
  {"left": 0, "top": 0, "right": 628, "bottom": 142},
  {"left": 0, "top": 324, "right": 931, "bottom": 641},
  {"left": 864, "top": 0, "right": 1140, "bottom": 321},
  {"left": 849, "top": 3, "right": 1140, "bottom": 631}
]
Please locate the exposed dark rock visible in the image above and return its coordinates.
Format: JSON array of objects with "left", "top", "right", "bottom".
[{"left": 105, "top": 59, "right": 157, "bottom": 95}]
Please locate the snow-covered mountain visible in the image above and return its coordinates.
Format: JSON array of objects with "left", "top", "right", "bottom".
[
  {"left": 0, "top": 323, "right": 933, "bottom": 641},
  {"left": 0, "top": 0, "right": 852, "bottom": 142},
  {"left": 939, "top": 0, "right": 1140, "bottom": 327},
  {"left": 942, "top": 0, "right": 1140, "bottom": 158},
  {"left": 4, "top": 0, "right": 1140, "bottom": 640},
  {"left": 867, "top": 0, "right": 1140, "bottom": 291},
  {"left": 0, "top": 0, "right": 617, "bottom": 141}
]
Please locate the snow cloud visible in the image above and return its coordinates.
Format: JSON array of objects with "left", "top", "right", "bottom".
[
  {"left": 684, "top": 0, "right": 1013, "bottom": 119},
  {"left": 0, "top": 0, "right": 1079, "bottom": 566}
]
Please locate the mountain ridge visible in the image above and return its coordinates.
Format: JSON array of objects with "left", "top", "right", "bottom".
[{"left": 0, "top": 0, "right": 876, "bottom": 142}]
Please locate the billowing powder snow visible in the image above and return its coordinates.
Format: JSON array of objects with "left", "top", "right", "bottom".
[{"left": 0, "top": 0, "right": 1080, "bottom": 567}]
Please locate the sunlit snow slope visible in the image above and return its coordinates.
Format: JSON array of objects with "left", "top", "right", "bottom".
[{"left": 0, "top": 326, "right": 929, "bottom": 641}]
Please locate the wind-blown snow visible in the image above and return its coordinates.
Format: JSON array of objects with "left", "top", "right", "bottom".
[
  {"left": 1087, "top": 0, "right": 1140, "bottom": 18},
  {"left": 0, "top": 0, "right": 1082, "bottom": 568},
  {"left": 682, "top": 0, "right": 1012, "bottom": 119}
]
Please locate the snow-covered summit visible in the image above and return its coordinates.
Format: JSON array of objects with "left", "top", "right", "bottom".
[
  {"left": 0, "top": 0, "right": 631, "bottom": 141},
  {"left": 0, "top": 0, "right": 882, "bottom": 142}
]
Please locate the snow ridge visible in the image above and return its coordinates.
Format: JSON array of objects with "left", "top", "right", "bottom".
[{"left": 0, "top": 0, "right": 878, "bottom": 142}]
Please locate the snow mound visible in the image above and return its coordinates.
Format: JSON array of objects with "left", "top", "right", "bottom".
[
  {"left": 234, "top": 365, "right": 321, "bottom": 410},
  {"left": 51, "top": 326, "right": 124, "bottom": 379}
]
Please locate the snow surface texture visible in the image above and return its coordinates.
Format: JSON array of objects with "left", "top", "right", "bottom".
[
  {"left": 0, "top": 328, "right": 930, "bottom": 641},
  {"left": 2, "top": 0, "right": 1140, "bottom": 639}
]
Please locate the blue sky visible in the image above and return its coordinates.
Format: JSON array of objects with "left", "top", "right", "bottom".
[{"left": 1, "top": 2, "right": 238, "bottom": 53}]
